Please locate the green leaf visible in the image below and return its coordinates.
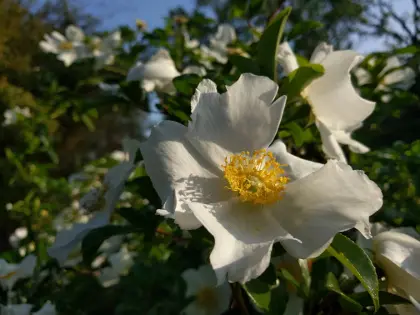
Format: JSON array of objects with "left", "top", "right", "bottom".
[
  {"left": 228, "top": 55, "right": 260, "bottom": 75},
  {"left": 172, "top": 74, "right": 201, "bottom": 95},
  {"left": 325, "top": 272, "right": 363, "bottom": 312},
  {"left": 327, "top": 234, "right": 379, "bottom": 310},
  {"left": 257, "top": 7, "right": 291, "bottom": 80},
  {"left": 392, "top": 45, "right": 419, "bottom": 55},
  {"left": 243, "top": 280, "right": 288, "bottom": 314},
  {"left": 287, "top": 20, "right": 323, "bottom": 40},
  {"left": 351, "top": 291, "right": 411, "bottom": 307},
  {"left": 82, "top": 225, "right": 137, "bottom": 264},
  {"left": 279, "top": 64, "right": 325, "bottom": 102}
]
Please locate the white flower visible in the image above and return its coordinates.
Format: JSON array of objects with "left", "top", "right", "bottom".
[
  {"left": 39, "top": 25, "right": 88, "bottom": 67},
  {"left": 140, "top": 73, "right": 383, "bottom": 283},
  {"left": 32, "top": 302, "right": 56, "bottom": 315},
  {"left": 354, "top": 56, "right": 415, "bottom": 88},
  {"left": 0, "top": 255, "right": 36, "bottom": 290},
  {"left": 181, "top": 265, "right": 230, "bottom": 315},
  {"left": 126, "top": 49, "right": 180, "bottom": 94},
  {"left": 9, "top": 227, "right": 28, "bottom": 249},
  {"left": 97, "top": 247, "right": 134, "bottom": 287},
  {"left": 90, "top": 31, "right": 121, "bottom": 70},
  {"left": 277, "top": 42, "right": 376, "bottom": 163},
  {"left": 3, "top": 107, "right": 31, "bottom": 126},
  {"left": 0, "top": 304, "right": 33, "bottom": 315},
  {"left": 47, "top": 139, "right": 140, "bottom": 265},
  {"left": 200, "top": 24, "right": 237, "bottom": 65},
  {"left": 373, "top": 229, "right": 420, "bottom": 314},
  {"left": 184, "top": 32, "right": 199, "bottom": 49},
  {"left": 183, "top": 65, "right": 207, "bottom": 76},
  {"left": 98, "top": 82, "right": 120, "bottom": 95}
]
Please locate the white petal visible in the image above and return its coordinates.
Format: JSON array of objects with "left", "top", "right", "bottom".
[
  {"left": 51, "top": 31, "right": 66, "bottom": 42},
  {"left": 271, "top": 160, "right": 382, "bottom": 258},
  {"left": 316, "top": 120, "right": 347, "bottom": 163},
  {"left": 373, "top": 231, "right": 420, "bottom": 301},
  {"left": 182, "top": 265, "right": 216, "bottom": 297},
  {"left": 182, "top": 302, "right": 206, "bottom": 315},
  {"left": 269, "top": 140, "right": 323, "bottom": 181},
  {"left": 102, "top": 31, "right": 121, "bottom": 50},
  {"left": 188, "top": 74, "right": 285, "bottom": 160},
  {"left": 58, "top": 52, "right": 77, "bottom": 67},
  {"left": 212, "top": 23, "right": 236, "bottom": 44},
  {"left": 283, "top": 293, "right": 304, "bottom": 315},
  {"left": 277, "top": 42, "right": 299, "bottom": 74},
  {"left": 306, "top": 50, "right": 376, "bottom": 130},
  {"left": 65, "top": 25, "right": 85, "bottom": 42},
  {"left": 142, "top": 49, "right": 180, "bottom": 81},
  {"left": 188, "top": 201, "right": 291, "bottom": 283},
  {"left": 309, "top": 42, "right": 334, "bottom": 64},
  {"left": 332, "top": 129, "right": 370, "bottom": 154},
  {"left": 183, "top": 65, "right": 207, "bottom": 76},
  {"left": 39, "top": 40, "right": 58, "bottom": 53},
  {"left": 33, "top": 301, "right": 56, "bottom": 315},
  {"left": 190, "top": 79, "right": 218, "bottom": 115},
  {"left": 47, "top": 211, "right": 110, "bottom": 265},
  {"left": 1, "top": 304, "right": 33, "bottom": 315},
  {"left": 140, "top": 120, "right": 227, "bottom": 212},
  {"left": 126, "top": 61, "right": 144, "bottom": 82}
]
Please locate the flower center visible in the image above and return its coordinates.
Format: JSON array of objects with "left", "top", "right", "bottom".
[
  {"left": 222, "top": 149, "right": 289, "bottom": 205},
  {"left": 59, "top": 41, "right": 73, "bottom": 50},
  {"left": 196, "top": 287, "right": 218, "bottom": 309}
]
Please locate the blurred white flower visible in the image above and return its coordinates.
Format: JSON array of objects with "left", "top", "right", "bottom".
[
  {"left": 3, "top": 107, "right": 31, "bottom": 126},
  {"left": 98, "top": 82, "right": 120, "bottom": 95},
  {"left": 183, "top": 65, "right": 207, "bottom": 76},
  {"left": 39, "top": 25, "right": 88, "bottom": 67},
  {"left": 47, "top": 139, "right": 140, "bottom": 265},
  {"left": 181, "top": 265, "right": 230, "bottom": 315},
  {"left": 97, "top": 247, "right": 134, "bottom": 288},
  {"left": 141, "top": 73, "right": 383, "bottom": 283},
  {"left": 127, "top": 49, "right": 180, "bottom": 94},
  {"left": 9, "top": 227, "right": 28, "bottom": 249},
  {"left": 90, "top": 31, "right": 122, "bottom": 70},
  {"left": 0, "top": 304, "right": 33, "bottom": 315},
  {"left": 0, "top": 255, "right": 36, "bottom": 290},
  {"left": 184, "top": 32, "right": 199, "bottom": 49},
  {"left": 200, "top": 23, "right": 236, "bottom": 65},
  {"left": 277, "top": 42, "right": 376, "bottom": 163},
  {"left": 32, "top": 302, "right": 56, "bottom": 315}
]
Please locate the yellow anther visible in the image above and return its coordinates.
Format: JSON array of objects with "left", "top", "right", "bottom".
[
  {"left": 222, "top": 149, "right": 289, "bottom": 205},
  {"left": 196, "top": 287, "right": 218, "bottom": 309},
  {"left": 59, "top": 41, "right": 73, "bottom": 50}
]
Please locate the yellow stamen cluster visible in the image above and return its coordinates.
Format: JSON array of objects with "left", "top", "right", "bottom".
[
  {"left": 59, "top": 41, "right": 73, "bottom": 50},
  {"left": 196, "top": 287, "right": 218, "bottom": 309},
  {"left": 222, "top": 149, "right": 289, "bottom": 205}
]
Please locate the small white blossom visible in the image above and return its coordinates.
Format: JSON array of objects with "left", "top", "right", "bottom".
[
  {"left": 90, "top": 31, "right": 121, "bottom": 70},
  {"left": 3, "top": 107, "right": 31, "bottom": 126},
  {"left": 97, "top": 247, "right": 134, "bottom": 288},
  {"left": 182, "top": 265, "right": 231, "bottom": 315},
  {"left": 39, "top": 25, "right": 88, "bottom": 67}
]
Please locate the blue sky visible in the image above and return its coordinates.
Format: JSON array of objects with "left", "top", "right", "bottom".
[{"left": 78, "top": 0, "right": 413, "bottom": 53}]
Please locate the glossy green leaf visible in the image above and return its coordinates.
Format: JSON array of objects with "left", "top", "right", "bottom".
[
  {"left": 327, "top": 234, "right": 379, "bottom": 311},
  {"left": 287, "top": 20, "right": 323, "bottom": 40},
  {"left": 279, "top": 64, "right": 325, "bottom": 102},
  {"left": 257, "top": 7, "right": 291, "bottom": 80},
  {"left": 243, "top": 279, "right": 288, "bottom": 314},
  {"left": 326, "top": 272, "right": 363, "bottom": 312},
  {"left": 172, "top": 74, "right": 201, "bottom": 95},
  {"left": 228, "top": 55, "right": 260, "bottom": 75},
  {"left": 351, "top": 291, "right": 411, "bottom": 307}
]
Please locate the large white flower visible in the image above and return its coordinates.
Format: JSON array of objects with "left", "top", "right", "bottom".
[
  {"left": 373, "top": 229, "right": 420, "bottom": 315},
  {"left": 140, "top": 73, "right": 383, "bottom": 283},
  {"left": 90, "top": 31, "right": 121, "bottom": 70},
  {"left": 277, "top": 42, "right": 376, "bottom": 163},
  {"left": 47, "top": 139, "right": 140, "bottom": 265},
  {"left": 39, "top": 25, "right": 88, "bottom": 67},
  {"left": 0, "top": 304, "right": 33, "bottom": 315},
  {"left": 127, "top": 49, "right": 181, "bottom": 94},
  {"left": 32, "top": 302, "right": 56, "bottom": 315},
  {"left": 181, "top": 265, "right": 231, "bottom": 315},
  {"left": 0, "top": 255, "right": 36, "bottom": 290}
]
